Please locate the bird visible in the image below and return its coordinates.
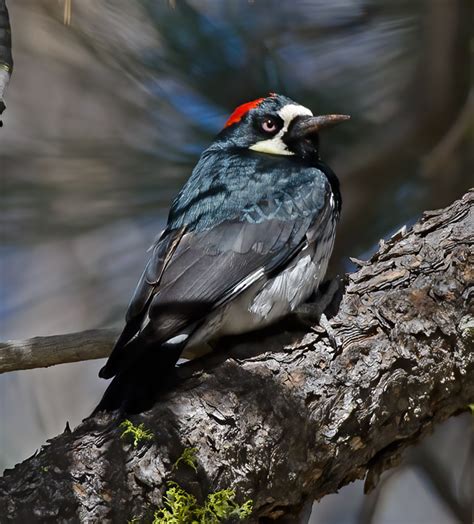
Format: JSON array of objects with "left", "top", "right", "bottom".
[{"left": 94, "top": 93, "right": 349, "bottom": 414}]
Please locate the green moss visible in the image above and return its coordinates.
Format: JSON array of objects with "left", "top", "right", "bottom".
[
  {"left": 127, "top": 443, "right": 252, "bottom": 522},
  {"left": 459, "top": 316, "right": 474, "bottom": 341},
  {"left": 469, "top": 403, "right": 474, "bottom": 415},
  {"left": 120, "top": 419, "right": 154, "bottom": 447},
  {"left": 201, "top": 489, "right": 253, "bottom": 521},
  {"left": 152, "top": 482, "right": 253, "bottom": 523},
  {"left": 172, "top": 447, "right": 198, "bottom": 473}
]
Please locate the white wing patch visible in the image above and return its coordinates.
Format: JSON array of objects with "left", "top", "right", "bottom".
[
  {"left": 249, "top": 103, "right": 313, "bottom": 156},
  {"left": 167, "top": 333, "right": 189, "bottom": 345}
]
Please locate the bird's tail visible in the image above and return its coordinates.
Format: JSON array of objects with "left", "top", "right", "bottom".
[{"left": 92, "top": 342, "right": 183, "bottom": 415}]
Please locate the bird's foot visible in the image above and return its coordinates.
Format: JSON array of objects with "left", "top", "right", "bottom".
[{"left": 291, "top": 276, "right": 345, "bottom": 328}]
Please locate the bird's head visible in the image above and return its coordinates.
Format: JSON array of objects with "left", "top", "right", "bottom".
[{"left": 216, "top": 93, "right": 350, "bottom": 161}]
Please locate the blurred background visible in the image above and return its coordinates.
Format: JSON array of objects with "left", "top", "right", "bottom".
[{"left": 0, "top": 0, "right": 472, "bottom": 522}]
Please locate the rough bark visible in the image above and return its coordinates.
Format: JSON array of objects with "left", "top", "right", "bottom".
[{"left": 1, "top": 190, "right": 473, "bottom": 523}]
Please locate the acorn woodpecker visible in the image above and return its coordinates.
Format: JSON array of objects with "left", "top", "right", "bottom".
[{"left": 94, "top": 93, "right": 349, "bottom": 413}]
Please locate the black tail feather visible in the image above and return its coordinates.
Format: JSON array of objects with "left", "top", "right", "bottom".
[
  {"left": 98, "top": 319, "right": 144, "bottom": 380},
  {"left": 92, "top": 343, "right": 183, "bottom": 415}
]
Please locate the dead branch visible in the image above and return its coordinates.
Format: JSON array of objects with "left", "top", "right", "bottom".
[{"left": 0, "top": 329, "right": 117, "bottom": 374}]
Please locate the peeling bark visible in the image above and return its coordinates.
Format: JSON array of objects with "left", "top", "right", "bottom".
[{"left": 1, "top": 190, "right": 473, "bottom": 523}]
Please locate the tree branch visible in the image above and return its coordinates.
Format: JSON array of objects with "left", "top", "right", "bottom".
[
  {"left": 0, "top": 329, "right": 117, "bottom": 373},
  {"left": 0, "top": 0, "right": 13, "bottom": 126},
  {"left": 1, "top": 190, "right": 473, "bottom": 523}
]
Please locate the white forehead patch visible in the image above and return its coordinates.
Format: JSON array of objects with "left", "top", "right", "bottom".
[
  {"left": 249, "top": 103, "right": 313, "bottom": 156},
  {"left": 278, "top": 104, "right": 313, "bottom": 125}
]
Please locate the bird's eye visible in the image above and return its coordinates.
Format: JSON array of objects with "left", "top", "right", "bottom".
[{"left": 261, "top": 118, "right": 278, "bottom": 134}]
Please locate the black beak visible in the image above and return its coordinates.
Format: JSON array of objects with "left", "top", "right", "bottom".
[{"left": 287, "top": 114, "right": 350, "bottom": 141}]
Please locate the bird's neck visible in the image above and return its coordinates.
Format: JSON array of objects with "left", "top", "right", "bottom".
[{"left": 314, "top": 159, "right": 342, "bottom": 214}]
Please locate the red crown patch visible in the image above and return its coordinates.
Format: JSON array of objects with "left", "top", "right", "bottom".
[{"left": 224, "top": 97, "right": 265, "bottom": 128}]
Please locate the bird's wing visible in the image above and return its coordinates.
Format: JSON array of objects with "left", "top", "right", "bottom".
[
  {"left": 100, "top": 211, "right": 323, "bottom": 379},
  {"left": 99, "top": 227, "right": 187, "bottom": 379},
  {"left": 106, "top": 227, "right": 186, "bottom": 351},
  {"left": 146, "top": 216, "right": 312, "bottom": 330}
]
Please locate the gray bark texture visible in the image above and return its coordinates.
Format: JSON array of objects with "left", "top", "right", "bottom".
[{"left": 1, "top": 190, "right": 473, "bottom": 523}]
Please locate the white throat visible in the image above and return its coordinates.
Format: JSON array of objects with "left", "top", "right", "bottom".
[{"left": 249, "top": 104, "right": 313, "bottom": 156}]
